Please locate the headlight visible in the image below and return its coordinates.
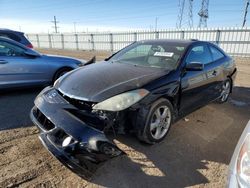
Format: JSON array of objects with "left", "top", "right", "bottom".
[
  {"left": 93, "top": 89, "right": 149, "bottom": 111},
  {"left": 237, "top": 133, "right": 250, "bottom": 187}
]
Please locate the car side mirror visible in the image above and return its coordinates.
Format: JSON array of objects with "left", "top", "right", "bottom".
[
  {"left": 84, "top": 56, "right": 96, "bottom": 66},
  {"left": 24, "top": 50, "right": 40, "bottom": 57},
  {"left": 186, "top": 62, "right": 204, "bottom": 71}
]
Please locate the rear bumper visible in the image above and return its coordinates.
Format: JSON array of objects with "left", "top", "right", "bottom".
[{"left": 30, "top": 87, "right": 123, "bottom": 177}]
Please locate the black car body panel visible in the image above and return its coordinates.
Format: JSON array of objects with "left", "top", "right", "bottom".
[
  {"left": 31, "top": 39, "right": 237, "bottom": 177},
  {"left": 31, "top": 87, "right": 124, "bottom": 176},
  {"left": 54, "top": 61, "right": 169, "bottom": 102},
  {"left": 178, "top": 42, "right": 237, "bottom": 115}
]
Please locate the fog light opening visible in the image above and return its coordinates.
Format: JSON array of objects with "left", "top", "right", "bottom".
[{"left": 62, "top": 136, "right": 73, "bottom": 147}]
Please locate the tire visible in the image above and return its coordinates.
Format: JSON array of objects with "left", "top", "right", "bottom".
[
  {"left": 216, "top": 79, "right": 231, "bottom": 103},
  {"left": 53, "top": 68, "right": 72, "bottom": 83},
  {"left": 136, "top": 98, "right": 174, "bottom": 144}
]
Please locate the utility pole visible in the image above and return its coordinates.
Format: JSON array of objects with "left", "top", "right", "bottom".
[
  {"left": 73, "top": 22, "right": 77, "bottom": 33},
  {"left": 176, "top": 0, "right": 193, "bottom": 28},
  {"left": 149, "top": 25, "right": 153, "bottom": 31},
  {"left": 51, "top": 16, "right": 59, "bottom": 33},
  {"left": 243, "top": 0, "right": 250, "bottom": 27},
  {"left": 198, "top": 0, "right": 209, "bottom": 27},
  {"left": 155, "top": 17, "right": 158, "bottom": 31}
]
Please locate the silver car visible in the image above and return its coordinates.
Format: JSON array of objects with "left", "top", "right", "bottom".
[
  {"left": 227, "top": 120, "right": 250, "bottom": 188},
  {"left": 0, "top": 37, "right": 85, "bottom": 89}
]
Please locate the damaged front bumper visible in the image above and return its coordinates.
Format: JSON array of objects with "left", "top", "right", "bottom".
[{"left": 30, "top": 87, "right": 124, "bottom": 177}]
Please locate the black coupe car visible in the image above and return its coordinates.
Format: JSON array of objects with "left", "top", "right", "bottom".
[{"left": 31, "top": 39, "right": 237, "bottom": 177}]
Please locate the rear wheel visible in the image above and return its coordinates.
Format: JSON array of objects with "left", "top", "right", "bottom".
[
  {"left": 217, "top": 79, "right": 231, "bottom": 103},
  {"left": 136, "top": 98, "right": 173, "bottom": 144}
]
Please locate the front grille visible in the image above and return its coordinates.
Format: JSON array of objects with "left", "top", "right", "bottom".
[
  {"left": 57, "top": 90, "right": 94, "bottom": 111},
  {"left": 33, "top": 108, "right": 55, "bottom": 131}
]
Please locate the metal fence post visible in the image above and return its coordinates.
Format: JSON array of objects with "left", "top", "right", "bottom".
[
  {"left": 75, "top": 34, "right": 79, "bottom": 50},
  {"left": 215, "top": 29, "right": 221, "bottom": 45},
  {"left": 36, "top": 34, "right": 40, "bottom": 48},
  {"left": 134, "top": 32, "right": 137, "bottom": 42},
  {"left": 61, "top": 34, "right": 64, "bottom": 49},
  {"left": 48, "top": 34, "right": 52, "bottom": 48},
  {"left": 90, "top": 34, "right": 95, "bottom": 51},
  {"left": 181, "top": 30, "right": 185, "bottom": 39},
  {"left": 110, "top": 33, "right": 114, "bottom": 52},
  {"left": 155, "top": 31, "right": 159, "bottom": 39}
]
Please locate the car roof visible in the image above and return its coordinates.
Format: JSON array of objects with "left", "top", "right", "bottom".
[{"left": 0, "top": 28, "right": 24, "bottom": 34}]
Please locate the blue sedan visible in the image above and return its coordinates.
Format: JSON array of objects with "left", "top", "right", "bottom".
[{"left": 0, "top": 37, "right": 85, "bottom": 89}]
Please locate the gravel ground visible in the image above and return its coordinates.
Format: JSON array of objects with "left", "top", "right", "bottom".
[{"left": 0, "top": 49, "right": 250, "bottom": 188}]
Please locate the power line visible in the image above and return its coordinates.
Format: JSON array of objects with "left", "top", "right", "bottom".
[
  {"left": 73, "top": 22, "right": 78, "bottom": 33},
  {"left": 155, "top": 17, "right": 158, "bottom": 31},
  {"left": 176, "top": 0, "right": 185, "bottom": 28},
  {"left": 242, "top": 0, "right": 250, "bottom": 27},
  {"left": 51, "top": 16, "right": 59, "bottom": 33},
  {"left": 198, "top": 0, "right": 209, "bottom": 27},
  {"left": 188, "top": 0, "right": 194, "bottom": 28},
  {"left": 176, "top": 0, "right": 193, "bottom": 28}
]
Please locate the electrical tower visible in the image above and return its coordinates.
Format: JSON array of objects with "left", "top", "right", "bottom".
[
  {"left": 51, "top": 16, "right": 59, "bottom": 33},
  {"left": 198, "top": 0, "right": 209, "bottom": 27},
  {"left": 242, "top": 0, "right": 250, "bottom": 27},
  {"left": 176, "top": 0, "right": 194, "bottom": 28},
  {"left": 188, "top": 0, "right": 194, "bottom": 28}
]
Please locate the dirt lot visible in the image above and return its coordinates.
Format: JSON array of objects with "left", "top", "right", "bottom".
[{"left": 0, "top": 49, "right": 250, "bottom": 188}]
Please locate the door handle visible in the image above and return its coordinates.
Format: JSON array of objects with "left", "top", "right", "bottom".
[
  {"left": 0, "top": 60, "right": 8, "bottom": 64},
  {"left": 212, "top": 70, "right": 217, "bottom": 76}
]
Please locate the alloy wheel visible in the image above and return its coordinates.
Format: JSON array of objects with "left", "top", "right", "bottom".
[
  {"left": 221, "top": 80, "right": 231, "bottom": 102},
  {"left": 150, "top": 105, "right": 171, "bottom": 140}
]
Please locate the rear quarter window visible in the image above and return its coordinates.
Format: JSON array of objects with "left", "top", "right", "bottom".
[{"left": 209, "top": 46, "right": 225, "bottom": 61}]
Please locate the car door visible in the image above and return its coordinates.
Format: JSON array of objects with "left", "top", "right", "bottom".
[
  {"left": 0, "top": 41, "right": 49, "bottom": 89},
  {"left": 207, "top": 44, "right": 227, "bottom": 98},
  {"left": 179, "top": 43, "right": 215, "bottom": 115}
]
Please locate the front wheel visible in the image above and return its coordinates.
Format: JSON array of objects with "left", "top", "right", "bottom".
[
  {"left": 136, "top": 98, "right": 173, "bottom": 144},
  {"left": 217, "top": 79, "right": 231, "bottom": 103}
]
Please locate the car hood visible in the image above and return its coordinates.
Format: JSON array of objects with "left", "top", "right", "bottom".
[{"left": 54, "top": 62, "right": 168, "bottom": 102}]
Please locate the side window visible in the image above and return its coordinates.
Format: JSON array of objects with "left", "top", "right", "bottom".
[
  {"left": 186, "top": 44, "right": 213, "bottom": 64},
  {"left": 209, "top": 46, "right": 224, "bottom": 61},
  {"left": 0, "top": 41, "right": 25, "bottom": 57}
]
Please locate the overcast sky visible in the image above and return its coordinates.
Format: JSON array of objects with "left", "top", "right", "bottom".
[{"left": 0, "top": 0, "right": 247, "bottom": 33}]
